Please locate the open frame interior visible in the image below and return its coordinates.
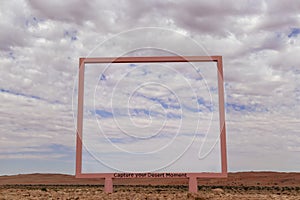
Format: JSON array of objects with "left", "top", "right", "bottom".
[{"left": 75, "top": 56, "right": 227, "bottom": 193}]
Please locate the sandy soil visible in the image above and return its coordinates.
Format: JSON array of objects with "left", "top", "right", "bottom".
[
  {"left": 0, "top": 172, "right": 299, "bottom": 199},
  {"left": 0, "top": 185, "right": 299, "bottom": 200}
]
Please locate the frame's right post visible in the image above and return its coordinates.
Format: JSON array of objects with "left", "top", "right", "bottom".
[
  {"left": 188, "top": 176, "right": 198, "bottom": 193},
  {"left": 217, "top": 56, "right": 228, "bottom": 175}
]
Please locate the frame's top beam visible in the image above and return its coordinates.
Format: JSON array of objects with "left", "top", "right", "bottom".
[{"left": 80, "top": 56, "right": 221, "bottom": 64}]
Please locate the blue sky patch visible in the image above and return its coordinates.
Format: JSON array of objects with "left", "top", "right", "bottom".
[
  {"left": 8, "top": 52, "right": 16, "bottom": 60},
  {"left": 64, "top": 30, "right": 78, "bottom": 41},
  {"left": 129, "top": 63, "right": 137, "bottom": 67},
  {"left": 0, "top": 144, "right": 74, "bottom": 160},
  {"left": 225, "top": 102, "right": 262, "bottom": 112},
  {"left": 95, "top": 109, "right": 113, "bottom": 118},
  {"left": 100, "top": 74, "right": 106, "bottom": 81},
  {"left": 48, "top": 144, "right": 74, "bottom": 155},
  {"left": 197, "top": 97, "right": 213, "bottom": 112},
  {"left": 288, "top": 28, "right": 300, "bottom": 38},
  {"left": 0, "top": 88, "right": 42, "bottom": 100},
  {"left": 166, "top": 112, "right": 182, "bottom": 119},
  {"left": 132, "top": 108, "right": 150, "bottom": 116},
  {"left": 147, "top": 96, "right": 181, "bottom": 110},
  {"left": 25, "top": 16, "right": 41, "bottom": 27}
]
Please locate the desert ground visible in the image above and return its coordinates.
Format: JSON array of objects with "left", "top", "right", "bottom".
[{"left": 0, "top": 172, "right": 299, "bottom": 199}]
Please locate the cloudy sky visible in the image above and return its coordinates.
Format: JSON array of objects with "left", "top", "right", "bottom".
[{"left": 1, "top": 0, "right": 300, "bottom": 175}]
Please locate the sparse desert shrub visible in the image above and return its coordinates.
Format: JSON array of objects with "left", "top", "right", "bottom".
[
  {"left": 255, "top": 186, "right": 261, "bottom": 190},
  {"left": 195, "top": 197, "right": 205, "bottom": 200}
]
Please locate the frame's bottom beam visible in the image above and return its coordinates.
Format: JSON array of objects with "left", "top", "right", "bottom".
[{"left": 76, "top": 172, "right": 228, "bottom": 193}]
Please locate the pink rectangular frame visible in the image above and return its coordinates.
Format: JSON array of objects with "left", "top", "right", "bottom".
[{"left": 76, "top": 56, "right": 227, "bottom": 193}]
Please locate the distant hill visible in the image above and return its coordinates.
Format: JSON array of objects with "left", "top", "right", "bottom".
[{"left": 0, "top": 172, "right": 299, "bottom": 187}]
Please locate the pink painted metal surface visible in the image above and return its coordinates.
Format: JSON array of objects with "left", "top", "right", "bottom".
[
  {"left": 188, "top": 176, "right": 198, "bottom": 193},
  {"left": 104, "top": 177, "right": 113, "bottom": 193},
  {"left": 75, "top": 58, "right": 85, "bottom": 176},
  {"left": 75, "top": 56, "right": 228, "bottom": 193}
]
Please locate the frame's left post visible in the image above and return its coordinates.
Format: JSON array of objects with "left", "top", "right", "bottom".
[
  {"left": 76, "top": 58, "right": 85, "bottom": 176},
  {"left": 104, "top": 177, "right": 113, "bottom": 193},
  {"left": 188, "top": 176, "right": 198, "bottom": 193}
]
